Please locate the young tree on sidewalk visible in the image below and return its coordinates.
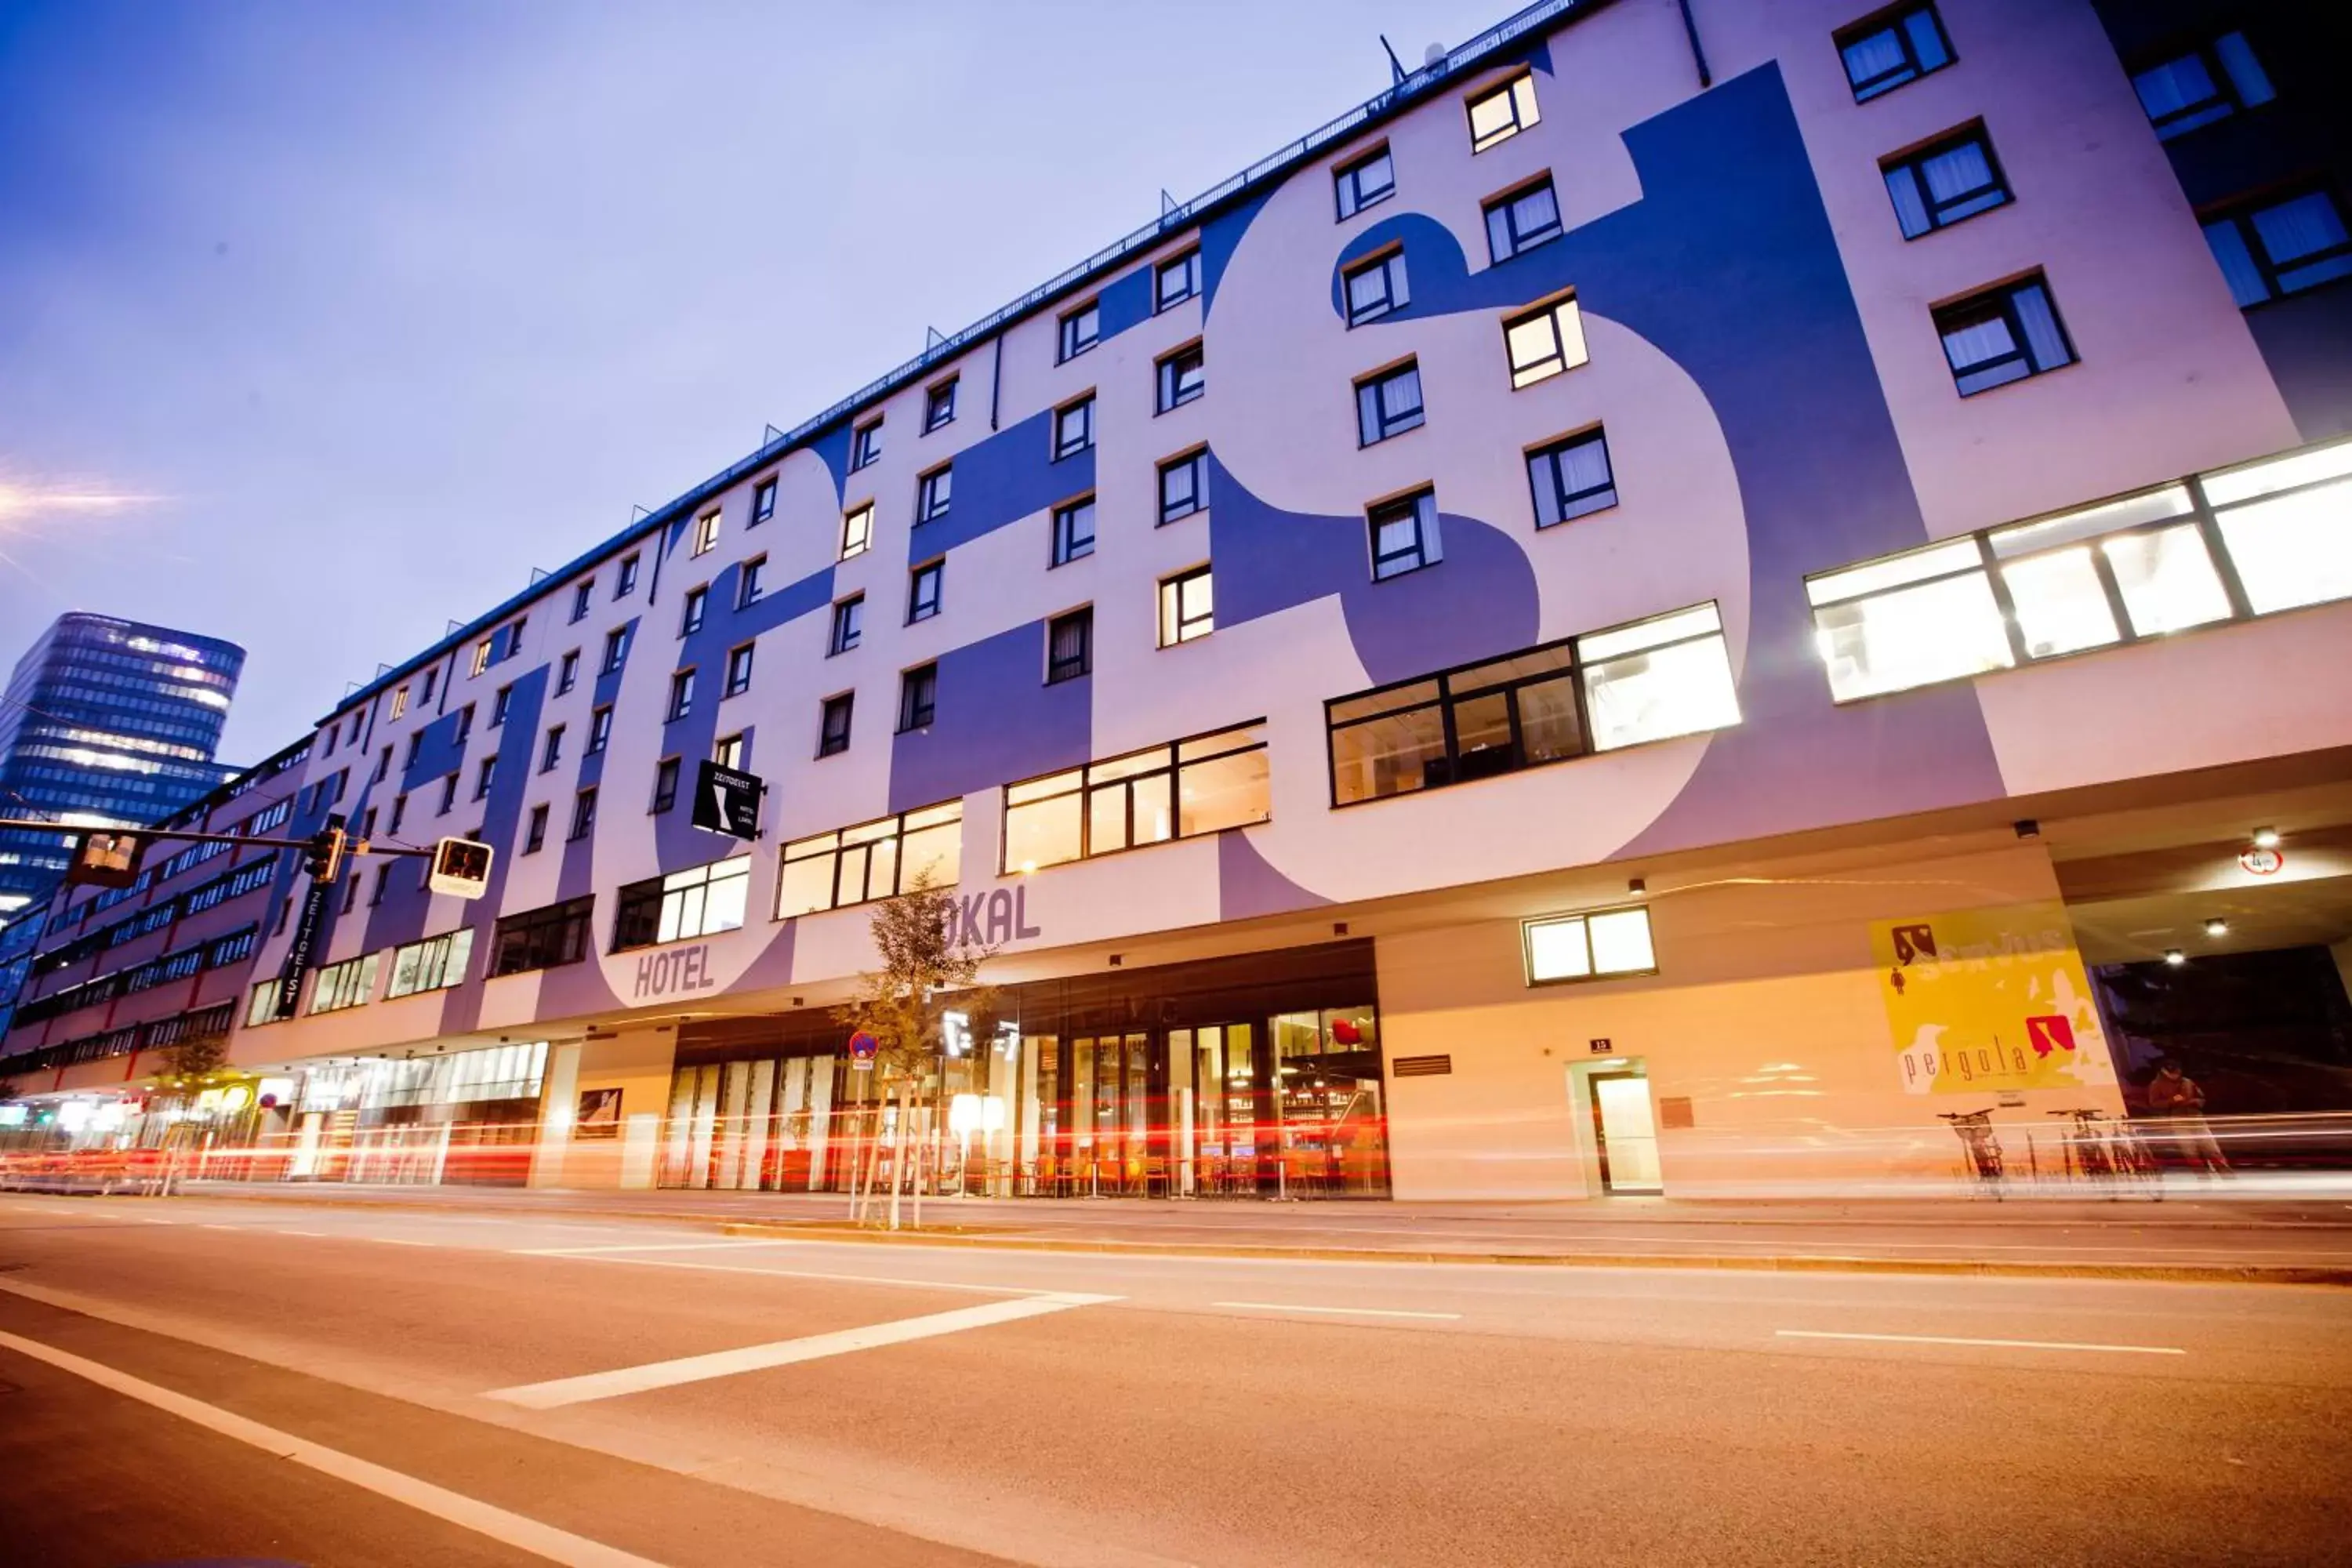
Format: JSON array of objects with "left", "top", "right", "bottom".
[{"left": 834, "top": 872, "right": 996, "bottom": 1230}]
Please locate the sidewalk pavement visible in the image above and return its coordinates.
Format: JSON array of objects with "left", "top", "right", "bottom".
[{"left": 161, "top": 1178, "right": 2352, "bottom": 1284}]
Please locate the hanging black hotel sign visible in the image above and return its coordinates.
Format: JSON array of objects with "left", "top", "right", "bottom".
[{"left": 691, "top": 759, "right": 764, "bottom": 840}]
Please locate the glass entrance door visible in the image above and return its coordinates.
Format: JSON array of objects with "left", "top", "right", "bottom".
[{"left": 1592, "top": 1071, "right": 1664, "bottom": 1195}]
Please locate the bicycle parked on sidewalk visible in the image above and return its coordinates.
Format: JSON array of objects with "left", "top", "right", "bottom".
[
  {"left": 1939, "top": 1109, "right": 2005, "bottom": 1198},
  {"left": 2045, "top": 1108, "right": 2164, "bottom": 1201}
]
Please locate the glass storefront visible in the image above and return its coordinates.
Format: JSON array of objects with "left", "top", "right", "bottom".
[{"left": 657, "top": 940, "right": 1391, "bottom": 1199}]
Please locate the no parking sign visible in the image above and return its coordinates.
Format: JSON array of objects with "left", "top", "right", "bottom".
[{"left": 848, "top": 1030, "right": 879, "bottom": 1071}]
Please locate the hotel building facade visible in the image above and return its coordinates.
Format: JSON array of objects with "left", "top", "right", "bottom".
[{"left": 6, "top": 0, "right": 2350, "bottom": 1198}]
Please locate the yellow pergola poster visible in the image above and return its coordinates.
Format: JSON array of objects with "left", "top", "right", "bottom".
[{"left": 1868, "top": 901, "right": 2119, "bottom": 1098}]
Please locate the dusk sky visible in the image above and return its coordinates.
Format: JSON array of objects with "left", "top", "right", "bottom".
[{"left": 1, "top": 0, "right": 1509, "bottom": 764}]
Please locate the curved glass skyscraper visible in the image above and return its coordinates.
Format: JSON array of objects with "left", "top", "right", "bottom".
[{"left": 0, "top": 613, "right": 245, "bottom": 915}]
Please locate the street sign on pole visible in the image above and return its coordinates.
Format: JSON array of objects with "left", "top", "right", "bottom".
[
  {"left": 691, "top": 759, "right": 764, "bottom": 840},
  {"left": 848, "top": 1030, "right": 879, "bottom": 1071}
]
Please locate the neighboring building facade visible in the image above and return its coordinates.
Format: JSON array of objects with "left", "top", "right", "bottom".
[
  {"left": 0, "top": 613, "right": 245, "bottom": 916},
  {"left": 5, "top": 0, "right": 2350, "bottom": 1196}
]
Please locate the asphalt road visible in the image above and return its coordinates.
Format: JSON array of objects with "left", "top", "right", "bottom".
[{"left": 3, "top": 1193, "right": 2347, "bottom": 1567}]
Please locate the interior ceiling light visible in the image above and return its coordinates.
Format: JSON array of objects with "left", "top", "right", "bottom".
[
  {"left": 2164, "top": 948, "right": 2187, "bottom": 966},
  {"left": 2252, "top": 826, "right": 2281, "bottom": 848},
  {"left": 2205, "top": 917, "right": 2230, "bottom": 938}
]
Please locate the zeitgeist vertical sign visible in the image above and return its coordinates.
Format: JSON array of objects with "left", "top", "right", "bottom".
[
  {"left": 273, "top": 882, "right": 332, "bottom": 1020},
  {"left": 691, "top": 760, "right": 764, "bottom": 840}
]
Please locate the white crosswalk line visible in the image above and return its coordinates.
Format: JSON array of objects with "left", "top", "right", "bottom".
[{"left": 487, "top": 1291, "right": 1120, "bottom": 1409}]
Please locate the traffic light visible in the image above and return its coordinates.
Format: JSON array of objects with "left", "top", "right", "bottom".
[
  {"left": 66, "top": 830, "right": 144, "bottom": 889},
  {"left": 428, "top": 836, "right": 494, "bottom": 900},
  {"left": 302, "top": 814, "right": 348, "bottom": 885}
]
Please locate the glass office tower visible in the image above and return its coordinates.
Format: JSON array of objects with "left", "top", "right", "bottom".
[{"left": 0, "top": 613, "right": 245, "bottom": 916}]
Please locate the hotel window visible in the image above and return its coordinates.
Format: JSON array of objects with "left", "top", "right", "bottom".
[
  {"left": 692, "top": 510, "right": 720, "bottom": 556},
  {"left": 1356, "top": 361, "right": 1426, "bottom": 445},
  {"left": 370, "top": 863, "right": 390, "bottom": 906},
  {"left": 556, "top": 650, "right": 579, "bottom": 695},
  {"left": 403, "top": 735, "right": 424, "bottom": 772},
  {"left": 2204, "top": 189, "right": 2352, "bottom": 308},
  {"left": 1368, "top": 489, "right": 1442, "bottom": 580},
  {"left": 1934, "top": 275, "right": 2074, "bottom": 395},
  {"left": 390, "top": 793, "right": 408, "bottom": 834},
  {"left": 390, "top": 684, "right": 409, "bottom": 720},
  {"left": 1334, "top": 145, "right": 1395, "bottom": 220},
  {"left": 612, "top": 856, "right": 750, "bottom": 952},
  {"left": 1805, "top": 441, "right": 2352, "bottom": 699},
  {"left": 666, "top": 669, "right": 695, "bottom": 721},
  {"left": 924, "top": 377, "right": 958, "bottom": 432},
  {"left": 307, "top": 953, "right": 379, "bottom": 1014},
  {"left": 2132, "top": 31, "right": 2273, "bottom": 140},
  {"left": 524, "top": 803, "right": 548, "bottom": 854},
  {"left": 1058, "top": 301, "right": 1100, "bottom": 361},
  {"left": 841, "top": 502, "right": 874, "bottom": 559},
  {"left": 1160, "top": 449, "right": 1208, "bottom": 524},
  {"left": 569, "top": 786, "right": 597, "bottom": 840},
  {"left": 751, "top": 475, "right": 777, "bottom": 525},
  {"left": 908, "top": 559, "right": 943, "bottom": 622},
  {"left": 818, "top": 693, "right": 855, "bottom": 757},
  {"left": 680, "top": 586, "right": 707, "bottom": 637},
  {"left": 491, "top": 895, "right": 592, "bottom": 977},
  {"left": 601, "top": 626, "right": 630, "bottom": 674},
  {"left": 738, "top": 555, "right": 766, "bottom": 607},
  {"left": 917, "top": 466, "right": 953, "bottom": 523},
  {"left": 1156, "top": 249, "right": 1200, "bottom": 312},
  {"left": 492, "top": 685, "right": 514, "bottom": 728},
  {"left": 476, "top": 755, "right": 498, "bottom": 798},
  {"left": 713, "top": 732, "right": 745, "bottom": 770},
  {"left": 1052, "top": 496, "right": 1096, "bottom": 565},
  {"left": 616, "top": 553, "right": 641, "bottom": 597},
  {"left": 1527, "top": 427, "right": 1617, "bottom": 528},
  {"left": 539, "top": 726, "right": 564, "bottom": 773},
  {"left": 245, "top": 980, "right": 281, "bottom": 1028},
  {"left": 829, "top": 594, "right": 863, "bottom": 655},
  {"left": 1524, "top": 906, "right": 1657, "bottom": 984},
  {"left": 572, "top": 581, "right": 594, "bottom": 621},
  {"left": 1054, "top": 394, "right": 1094, "bottom": 460},
  {"left": 1484, "top": 177, "right": 1563, "bottom": 263},
  {"left": 1343, "top": 247, "right": 1410, "bottom": 327},
  {"left": 1159, "top": 564, "right": 1214, "bottom": 645},
  {"left": 724, "top": 642, "right": 755, "bottom": 698},
  {"left": 898, "top": 663, "right": 937, "bottom": 732},
  {"left": 421, "top": 667, "right": 437, "bottom": 703},
  {"left": 777, "top": 801, "right": 963, "bottom": 918},
  {"left": 851, "top": 417, "right": 882, "bottom": 471},
  {"left": 1047, "top": 607, "right": 1092, "bottom": 684},
  {"left": 1466, "top": 73, "right": 1540, "bottom": 153},
  {"left": 470, "top": 638, "right": 493, "bottom": 677},
  {"left": 386, "top": 927, "right": 474, "bottom": 999},
  {"left": 437, "top": 771, "right": 459, "bottom": 815},
  {"left": 1002, "top": 724, "right": 1268, "bottom": 873},
  {"left": 651, "top": 757, "right": 681, "bottom": 813},
  {"left": 1836, "top": 3, "right": 1953, "bottom": 103},
  {"left": 1882, "top": 125, "right": 2010, "bottom": 238},
  {"left": 1326, "top": 604, "right": 1737, "bottom": 804},
  {"left": 1156, "top": 342, "right": 1205, "bottom": 412}
]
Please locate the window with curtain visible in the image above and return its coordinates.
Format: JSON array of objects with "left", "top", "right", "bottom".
[
  {"left": 1882, "top": 126, "right": 2010, "bottom": 238},
  {"left": 1483, "top": 178, "right": 1563, "bottom": 263},
  {"left": 1835, "top": 4, "right": 1952, "bottom": 102},
  {"left": 776, "top": 802, "right": 963, "bottom": 918},
  {"left": 2203, "top": 189, "right": 2352, "bottom": 308},
  {"left": 2132, "top": 31, "right": 2273, "bottom": 140},
  {"left": 1356, "top": 361, "right": 1426, "bottom": 445},
  {"left": 1368, "top": 490, "right": 1443, "bottom": 580},
  {"left": 1526, "top": 428, "right": 1617, "bottom": 528},
  {"left": 1504, "top": 296, "right": 1588, "bottom": 387},
  {"left": 1344, "top": 248, "right": 1410, "bottom": 327},
  {"left": 1933, "top": 275, "right": 2075, "bottom": 395}
]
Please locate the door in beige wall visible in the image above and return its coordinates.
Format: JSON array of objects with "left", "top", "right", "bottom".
[{"left": 1591, "top": 1069, "right": 1664, "bottom": 1195}]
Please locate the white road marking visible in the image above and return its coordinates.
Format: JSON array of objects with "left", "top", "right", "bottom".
[
  {"left": 1776, "top": 1329, "right": 2185, "bottom": 1356},
  {"left": 513, "top": 1240, "right": 804, "bottom": 1257},
  {"left": 0, "top": 1327, "right": 669, "bottom": 1567},
  {"left": 1213, "top": 1301, "right": 1462, "bottom": 1321},
  {"left": 487, "top": 1291, "right": 1120, "bottom": 1410},
  {"left": 199, "top": 1224, "right": 248, "bottom": 1231},
  {"left": 370, "top": 1236, "right": 436, "bottom": 1247},
  {"left": 279, "top": 1230, "right": 332, "bottom": 1238}
]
